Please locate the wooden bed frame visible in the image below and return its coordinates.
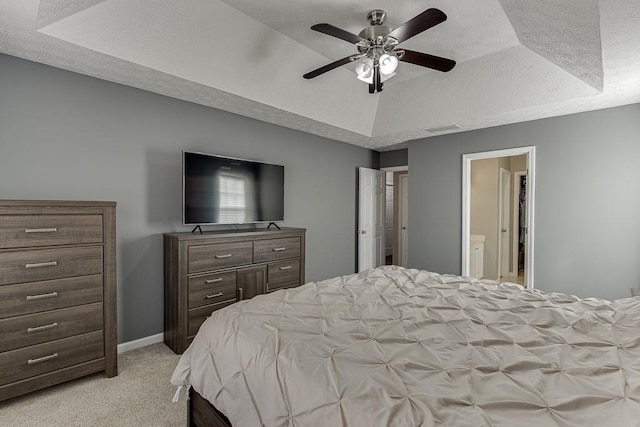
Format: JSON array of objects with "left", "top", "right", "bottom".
[{"left": 188, "top": 388, "right": 232, "bottom": 427}]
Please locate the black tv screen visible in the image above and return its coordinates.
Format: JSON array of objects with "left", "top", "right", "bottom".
[{"left": 183, "top": 151, "right": 284, "bottom": 225}]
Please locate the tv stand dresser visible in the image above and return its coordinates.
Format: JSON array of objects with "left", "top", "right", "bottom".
[
  {"left": 0, "top": 200, "right": 117, "bottom": 402},
  {"left": 164, "top": 227, "right": 305, "bottom": 354}
]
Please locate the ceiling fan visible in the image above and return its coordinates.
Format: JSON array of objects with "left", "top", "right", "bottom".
[{"left": 303, "top": 8, "right": 456, "bottom": 94}]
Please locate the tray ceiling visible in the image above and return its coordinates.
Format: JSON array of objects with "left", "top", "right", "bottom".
[{"left": 1, "top": 0, "right": 639, "bottom": 150}]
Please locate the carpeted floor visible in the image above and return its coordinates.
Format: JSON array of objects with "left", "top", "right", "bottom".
[{"left": 0, "top": 343, "right": 186, "bottom": 427}]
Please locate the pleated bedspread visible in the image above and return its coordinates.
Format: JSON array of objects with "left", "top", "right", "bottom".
[{"left": 172, "top": 266, "right": 640, "bottom": 426}]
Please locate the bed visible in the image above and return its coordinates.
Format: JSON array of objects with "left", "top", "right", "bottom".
[{"left": 171, "top": 266, "right": 640, "bottom": 426}]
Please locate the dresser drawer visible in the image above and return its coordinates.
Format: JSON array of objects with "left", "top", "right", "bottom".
[
  {"left": 0, "top": 303, "right": 103, "bottom": 352},
  {"left": 0, "top": 330, "right": 104, "bottom": 386},
  {"left": 188, "top": 271, "right": 236, "bottom": 309},
  {"left": 188, "top": 242, "right": 253, "bottom": 273},
  {"left": 267, "top": 259, "right": 301, "bottom": 292},
  {"left": 188, "top": 301, "right": 236, "bottom": 337},
  {"left": 0, "top": 215, "right": 103, "bottom": 249},
  {"left": 254, "top": 237, "right": 300, "bottom": 263},
  {"left": 0, "top": 275, "right": 103, "bottom": 319},
  {"left": 0, "top": 247, "right": 103, "bottom": 286}
]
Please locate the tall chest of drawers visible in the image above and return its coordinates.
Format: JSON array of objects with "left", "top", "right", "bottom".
[
  {"left": 164, "top": 227, "right": 305, "bottom": 354},
  {"left": 0, "top": 200, "right": 117, "bottom": 401}
]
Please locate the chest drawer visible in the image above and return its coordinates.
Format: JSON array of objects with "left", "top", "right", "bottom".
[
  {"left": 0, "top": 330, "right": 104, "bottom": 386},
  {"left": 0, "top": 215, "right": 103, "bottom": 250},
  {"left": 267, "top": 259, "right": 301, "bottom": 292},
  {"left": 188, "top": 271, "right": 236, "bottom": 309},
  {"left": 0, "top": 275, "right": 103, "bottom": 320},
  {"left": 188, "top": 301, "right": 236, "bottom": 337},
  {"left": 0, "top": 303, "right": 103, "bottom": 352},
  {"left": 0, "top": 246, "right": 103, "bottom": 286},
  {"left": 254, "top": 237, "right": 301, "bottom": 263},
  {"left": 188, "top": 242, "right": 253, "bottom": 273}
]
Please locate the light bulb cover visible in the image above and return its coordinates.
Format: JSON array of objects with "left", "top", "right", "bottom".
[
  {"left": 355, "top": 58, "right": 374, "bottom": 80},
  {"left": 379, "top": 54, "right": 399, "bottom": 75}
]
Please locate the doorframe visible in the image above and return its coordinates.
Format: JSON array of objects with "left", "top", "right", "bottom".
[
  {"left": 461, "top": 146, "right": 536, "bottom": 288},
  {"left": 512, "top": 171, "right": 527, "bottom": 277}
]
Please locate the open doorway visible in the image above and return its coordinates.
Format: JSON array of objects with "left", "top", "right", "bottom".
[
  {"left": 381, "top": 166, "right": 408, "bottom": 267},
  {"left": 461, "top": 147, "right": 535, "bottom": 288}
]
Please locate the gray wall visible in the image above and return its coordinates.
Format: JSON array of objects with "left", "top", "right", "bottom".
[
  {"left": 408, "top": 103, "right": 640, "bottom": 300},
  {"left": 379, "top": 149, "right": 408, "bottom": 168},
  {"left": 0, "top": 54, "right": 375, "bottom": 343}
]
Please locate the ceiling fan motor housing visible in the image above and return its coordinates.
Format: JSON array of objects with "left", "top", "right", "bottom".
[
  {"left": 359, "top": 9, "right": 392, "bottom": 41},
  {"left": 359, "top": 25, "right": 393, "bottom": 41},
  {"left": 358, "top": 10, "right": 399, "bottom": 59}
]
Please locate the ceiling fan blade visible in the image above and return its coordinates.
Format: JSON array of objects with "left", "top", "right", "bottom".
[
  {"left": 303, "top": 56, "right": 355, "bottom": 79},
  {"left": 400, "top": 49, "right": 456, "bottom": 72},
  {"left": 311, "top": 23, "right": 364, "bottom": 44},
  {"left": 387, "top": 8, "right": 447, "bottom": 43}
]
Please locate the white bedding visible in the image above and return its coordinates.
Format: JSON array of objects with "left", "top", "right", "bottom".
[{"left": 171, "top": 266, "right": 640, "bottom": 426}]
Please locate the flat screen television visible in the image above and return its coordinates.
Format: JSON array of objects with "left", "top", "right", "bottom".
[{"left": 183, "top": 151, "right": 285, "bottom": 225}]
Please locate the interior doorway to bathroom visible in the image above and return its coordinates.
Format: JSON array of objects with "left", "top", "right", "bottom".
[{"left": 461, "top": 147, "right": 535, "bottom": 288}]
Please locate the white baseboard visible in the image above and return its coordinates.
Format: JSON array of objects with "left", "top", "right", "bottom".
[{"left": 117, "top": 332, "right": 164, "bottom": 354}]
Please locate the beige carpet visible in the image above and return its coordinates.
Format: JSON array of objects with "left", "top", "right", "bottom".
[{"left": 0, "top": 343, "right": 186, "bottom": 427}]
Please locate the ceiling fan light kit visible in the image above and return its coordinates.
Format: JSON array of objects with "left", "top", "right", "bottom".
[
  {"left": 303, "top": 8, "right": 456, "bottom": 94},
  {"left": 354, "top": 56, "right": 397, "bottom": 84}
]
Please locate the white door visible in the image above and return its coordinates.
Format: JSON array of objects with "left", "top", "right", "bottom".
[
  {"left": 358, "top": 167, "right": 385, "bottom": 272},
  {"left": 398, "top": 173, "right": 409, "bottom": 267},
  {"left": 499, "top": 168, "right": 511, "bottom": 278}
]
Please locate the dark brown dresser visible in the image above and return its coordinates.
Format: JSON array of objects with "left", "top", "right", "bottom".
[
  {"left": 164, "top": 227, "right": 305, "bottom": 354},
  {"left": 0, "top": 200, "right": 117, "bottom": 401}
]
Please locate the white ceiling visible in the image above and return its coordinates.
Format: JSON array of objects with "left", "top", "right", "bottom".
[{"left": 1, "top": 0, "right": 639, "bottom": 151}]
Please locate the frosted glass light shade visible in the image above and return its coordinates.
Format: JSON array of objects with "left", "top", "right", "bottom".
[
  {"left": 355, "top": 58, "right": 374, "bottom": 80},
  {"left": 379, "top": 54, "right": 398, "bottom": 75},
  {"left": 355, "top": 57, "right": 397, "bottom": 84}
]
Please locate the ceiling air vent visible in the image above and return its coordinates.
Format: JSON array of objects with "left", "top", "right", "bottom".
[{"left": 426, "top": 124, "right": 461, "bottom": 133}]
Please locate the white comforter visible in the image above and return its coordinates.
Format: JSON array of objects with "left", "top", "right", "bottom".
[{"left": 171, "top": 266, "right": 640, "bottom": 426}]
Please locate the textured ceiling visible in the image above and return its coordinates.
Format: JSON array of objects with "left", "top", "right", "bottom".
[{"left": 1, "top": 0, "right": 639, "bottom": 151}]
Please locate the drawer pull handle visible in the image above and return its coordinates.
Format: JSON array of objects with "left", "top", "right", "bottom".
[
  {"left": 279, "top": 266, "right": 292, "bottom": 271},
  {"left": 205, "top": 278, "right": 223, "bottom": 284},
  {"left": 25, "top": 261, "right": 58, "bottom": 269},
  {"left": 28, "top": 353, "right": 59, "bottom": 365},
  {"left": 25, "top": 228, "right": 58, "bottom": 233},
  {"left": 238, "top": 287, "right": 244, "bottom": 300},
  {"left": 206, "top": 292, "right": 224, "bottom": 299},
  {"left": 27, "top": 322, "right": 58, "bottom": 333},
  {"left": 214, "top": 254, "right": 232, "bottom": 259},
  {"left": 26, "top": 292, "right": 58, "bottom": 301},
  {"left": 273, "top": 247, "right": 286, "bottom": 252}
]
